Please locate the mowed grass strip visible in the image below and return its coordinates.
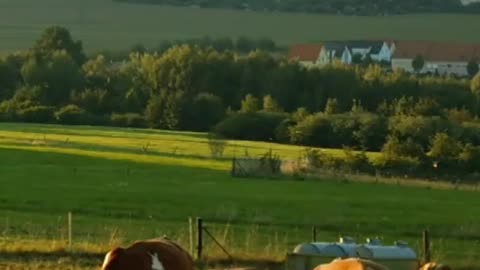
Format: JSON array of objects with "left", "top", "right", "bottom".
[
  {"left": 1, "top": 0, "right": 480, "bottom": 52},
  {"left": 0, "top": 122, "right": 372, "bottom": 162},
  {"left": 0, "top": 123, "right": 480, "bottom": 267}
]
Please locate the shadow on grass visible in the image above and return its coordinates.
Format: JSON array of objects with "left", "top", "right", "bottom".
[
  {"left": 0, "top": 122, "right": 208, "bottom": 143},
  {"left": 72, "top": 140, "right": 229, "bottom": 161},
  {"left": 0, "top": 122, "right": 311, "bottom": 154},
  {"left": 8, "top": 138, "right": 231, "bottom": 161}
]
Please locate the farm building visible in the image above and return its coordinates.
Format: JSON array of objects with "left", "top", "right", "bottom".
[
  {"left": 288, "top": 40, "right": 396, "bottom": 67},
  {"left": 288, "top": 44, "right": 323, "bottom": 67},
  {"left": 391, "top": 41, "right": 480, "bottom": 76},
  {"left": 317, "top": 41, "right": 349, "bottom": 66},
  {"left": 318, "top": 40, "right": 395, "bottom": 66},
  {"left": 286, "top": 237, "right": 419, "bottom": 270}
]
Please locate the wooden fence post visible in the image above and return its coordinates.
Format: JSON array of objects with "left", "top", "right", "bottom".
[
  {"left": 189, "top": 217, "right": 194, "bottom": 256},
  {"left": 231, "top": 158, "right": 236, "bottom": 176},
  {"left": 312, "top": 226, "right": 317, "bottom": 242},
  {"left": 68, "top": 212, "right": 72, "bottom": 252},
  {"left": 196, "top": 217, "right": 203, "bottom": 260},
  {"left": 423, "top": 229, "right": 431, "bottom": 263}
]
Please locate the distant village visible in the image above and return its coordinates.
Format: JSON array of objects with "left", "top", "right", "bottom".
[{"left": 287, "top": 40, "right": 480, "bottom": 77}]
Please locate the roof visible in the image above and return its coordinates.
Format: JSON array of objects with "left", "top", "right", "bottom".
[
  {"left": 345, "top": 40, "right": 384, "bottom": 54},
  {"left": 323, "top": 42, "right": 347, "bottom": 57},
  {"left": 293, "top": 241, "right": 417, "bottom": 260},
  {"left": 393, "top": 41, "right": 480, "bottom": 62},
  {"left": 367, "top": 39, "right": 397, "bottom": 46},
  {"left": 288, "top": 44, "right": 323, "bottom": 62},
  {"left": 323, "top": 40, "right": 386, "bottom": 55},
  {"left": 323, "top": 41, "right": 347, "bottom": 51},
  {"left": 356, "top": 244, "right": 417, "bottom": 260}
]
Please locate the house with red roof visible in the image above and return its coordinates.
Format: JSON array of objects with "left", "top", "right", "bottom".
[
  {"left": 288, "top": 40, "right": 396, "bottom": 67},
  {"left": 287, "top": 44, "right": 323, "bottom": 67},
  {"left": 392, "top": 41, "right": 480, "bottom": 76}
]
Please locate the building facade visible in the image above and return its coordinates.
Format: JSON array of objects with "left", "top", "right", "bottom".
[{"left": 392, "top": 41, "right": 480, "bottom": 76}]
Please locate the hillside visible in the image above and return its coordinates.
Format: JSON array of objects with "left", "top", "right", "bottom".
[
  {"left": 114, "top": 0, "right": 480, "bottom": 15},
  {"left": 1, "top": 0, "right": 480, "bottom": 53}
]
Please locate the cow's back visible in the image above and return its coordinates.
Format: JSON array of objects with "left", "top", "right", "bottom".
[{"left": 128, "top": 239, "right": 194, "bottom": 270}]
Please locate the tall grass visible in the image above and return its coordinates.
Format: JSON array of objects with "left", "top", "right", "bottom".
[
  {"left": 2, "top": 223, "right": 480, "bottom": 269},
  {"left": 0, "top": 222, "right": 290, "bottom": 265}
]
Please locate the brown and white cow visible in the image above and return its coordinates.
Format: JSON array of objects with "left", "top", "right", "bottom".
[
  {"left": 313, "top": 258, "right": 390, "bottom": 270},
  {"left": 101, "top": 238, "right": 194, "bottom": 270}
]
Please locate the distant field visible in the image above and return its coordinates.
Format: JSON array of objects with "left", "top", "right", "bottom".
[
  {"left": 0, "top": 0, "right": 480, "bottom": 53},
  {"left": 0, "top": 123, "right": 480, "bottom": 269}
]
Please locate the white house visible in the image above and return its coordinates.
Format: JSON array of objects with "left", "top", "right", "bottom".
[
  {"left": 392, "top": 41, "right": 480, "bottom": 76},
  {"left": 318, "top": 42, "right": 351, "bottom": 66},
  {"left": 369, "top": 41, "right": 396, "bottom": 62},
  {"left": 318, "top": 40, "right": 395, "bottom": 66},
  {"left": 288, "top": 40, "right": 396, "bottom": 68}
]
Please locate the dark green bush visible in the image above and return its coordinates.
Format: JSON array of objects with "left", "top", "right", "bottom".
[
  {"left": 341, "top": 147, "right": 374, "bottom": 173},
  {"left": 110, "top": 113, "right": 146, "bottom": 128},
  {"left": 274, "top": 118, "right": 295, "bottom": 143},
  {"left": 353, "top": 114, "right": 388, "bottom": 151},
  {"left": 16, "top": 105, "right": 55, "bottom": 123},
  {"left": 290, "top": 113, "right": 387, "bottom": 150},
  {"left": 373, "top": 155, "right": 423, "bottom": 177},
  {"left": 0, "top": 99, "right": 37, "bottom": 122},
  {"left": 458, "top": 144, "right": 480, "bottom": 173},
  {"left": 428, "top": 133, "right": 463, "bottom": 162},
  {"left": 328, "top": 114, "right": 359, "bottom": 148},
  {"left": 382, "top": 135, "right": 426, "bottom": 160},
  {"left": 182, "top": 92, "right": 225, "bottom": 131},
  {"left": 0, "top": 100, "right": 19, "bottom": 121},
  {"left": 302, "top": 148, "right": 341, "bottom": 170},
  {"left": 213, "top": 112, "right": 287, "bottom": 142},
  {"left": 388, "top": 115, "right": 460, "bottom": 148},
  {"left": 54, "top": 104, "right": 103, "bottom": 125},
  {"left": 460, "top": 122, "right": 480, "bottom": 145},
  {"left": 289, "top": 113, "right": 333, "bottom": 147}
]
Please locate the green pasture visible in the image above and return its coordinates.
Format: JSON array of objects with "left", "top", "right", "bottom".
[
  {"left": 0, "top": 123, "right": 479, "bottom": 268},
  {"left": 0, "top": 0, "right": 480, "bottom": 53}
]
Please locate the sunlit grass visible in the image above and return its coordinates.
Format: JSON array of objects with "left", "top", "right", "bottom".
[
  {"left": 0, "top": 122, "right": 368, "bottom": 161},
  {"left": 0, "top": 144, "right": 229, "bottom": 171}
]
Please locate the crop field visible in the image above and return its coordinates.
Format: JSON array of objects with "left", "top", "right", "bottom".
[
  {"left": 1, "top": 0, "right": 480, "bottom": 53},
  {"left": 0, "top": 122, "right": 480, "bottom": 269}
]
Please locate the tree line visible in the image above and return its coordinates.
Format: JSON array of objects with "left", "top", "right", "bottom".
[
  {"left": 113, "top": 0, "right": 480, "bottom": 15},
  {"left": 96, "top": 35, "right": 280, "bottom": 62},
  {"left": 2, "top": 26, "right": 480, "bottom": 179},
  {"left": 140, "top": 35, "right": 277, "bottom": 54}
]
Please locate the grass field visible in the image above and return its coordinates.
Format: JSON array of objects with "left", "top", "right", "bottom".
[
  {"left": 1, "top": 0, "right": 480, "bottom": 54},
  {"left": 0, "top": 122, "right": 480, "bottom": 269}
]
